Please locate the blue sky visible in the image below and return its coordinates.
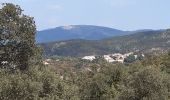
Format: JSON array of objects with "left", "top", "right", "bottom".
[{"left": 1, "top": 0, "right": 170, "bottom": 31}]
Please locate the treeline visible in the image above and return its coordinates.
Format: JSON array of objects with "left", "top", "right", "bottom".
[{"left": 0, "top": 3, "right": 170, "bottom": 100}]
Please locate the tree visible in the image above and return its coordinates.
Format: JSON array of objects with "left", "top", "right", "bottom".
[
  {"left": 124, "top": 55, "right": 136, "bottom": 63},
  {"left": 118, "top": 67, "right": 168, "bottom": 100},
  {"left": 0, "top": 3, "right": 39, "bottom": 71}
]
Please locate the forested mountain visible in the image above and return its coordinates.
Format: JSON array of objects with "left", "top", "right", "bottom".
[
  {"left": 41, "top": 29, "right": 168, "bottom": 57},
  {"left": 36, "top": 25, "right": 129, "bottom": 43}
]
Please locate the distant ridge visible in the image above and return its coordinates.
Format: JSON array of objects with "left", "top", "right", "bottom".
[
  {"left": 36, "top": 25, "right": 129, "bottom": 43},
  {"left": 40, "top": 29, "right": 169, "bottom": 57}
]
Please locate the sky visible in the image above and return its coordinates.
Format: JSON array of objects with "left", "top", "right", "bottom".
[{"left": 0, "top": 0, "right": 170, "bottom": 31}]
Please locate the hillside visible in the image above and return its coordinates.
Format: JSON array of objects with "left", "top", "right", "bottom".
[
  {"left": 41, "top": 29, "right": 169, "bottom": 57},
  {"left": 36, "top": 25, "right": 129, "bottom": 43}
]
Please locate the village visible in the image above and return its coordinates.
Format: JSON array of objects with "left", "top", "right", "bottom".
[
  {"left": 43, "top": 52, "right": 145, "bottom": 65},
  {"left": 82, "top": 52, "right": 145, "bottom": 63}
]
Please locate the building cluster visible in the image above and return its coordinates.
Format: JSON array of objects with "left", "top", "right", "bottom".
[
  {"left": 82, "top": 56, "right": 96, "bottom": 61},
  {"left": 42, "top": 52, "right": 145, "bottom": 65},
  {"left": 82, "top": 52, "right": 143, "bottom": 63}
]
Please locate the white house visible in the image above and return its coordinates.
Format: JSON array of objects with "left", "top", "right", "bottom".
[
  {"left": 124, "top": 52, "right": 134, "bottom": 58},
  {"left": 103, "top": 55, "right": 115, "bottom": 62},
  {"left": 82, "top": 56, "right": 96, "bottom": 61},
  {"left": 104, "top": 53, "right": 126, "bottom": 63},
  {"left": 43, "top": 61, "right": 49, "bottom": 65},
  {"left": 134, "top": 55, "right": 138, "bottom": 59}
]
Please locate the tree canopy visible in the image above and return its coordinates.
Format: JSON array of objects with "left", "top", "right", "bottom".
[{"left": 0, "top": 3, "right": 38, "bottom": 71}]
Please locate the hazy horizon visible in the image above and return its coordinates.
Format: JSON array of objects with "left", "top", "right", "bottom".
[
  {"left": 37, "top": 24, "right": 165, "bottom": 32},
  {"left": 1, "top": 0, "right": 170, "bottom": 31}
]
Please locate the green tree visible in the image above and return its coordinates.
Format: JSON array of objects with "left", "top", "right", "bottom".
[
  {"left": 124, "top": 55, "right": 136, "bottom": 63},
  {"left": 0, "top": 3, "right": 39, "bottom": 71},
  {"left": 118, "top": 67, "right": 168, "bottom": 100}
]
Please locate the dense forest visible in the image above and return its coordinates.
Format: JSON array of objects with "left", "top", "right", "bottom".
[{"left": 0, "top": 3, "right": 170, "bottom": 100}]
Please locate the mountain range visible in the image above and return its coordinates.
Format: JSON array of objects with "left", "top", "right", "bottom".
[
  {"left": 40, "top": 27, "right": 169, "bottom": 57},
  {"left": 36, "top": 25, "right": 131, "bottom": 43}
]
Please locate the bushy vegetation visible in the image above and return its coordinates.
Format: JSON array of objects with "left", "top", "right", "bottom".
[
  {"left": 0, "top": 3, "right": 170, "bottom": 100},
  {"left": 1, "top": 53, "right": 170, "bottom": 100}
]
